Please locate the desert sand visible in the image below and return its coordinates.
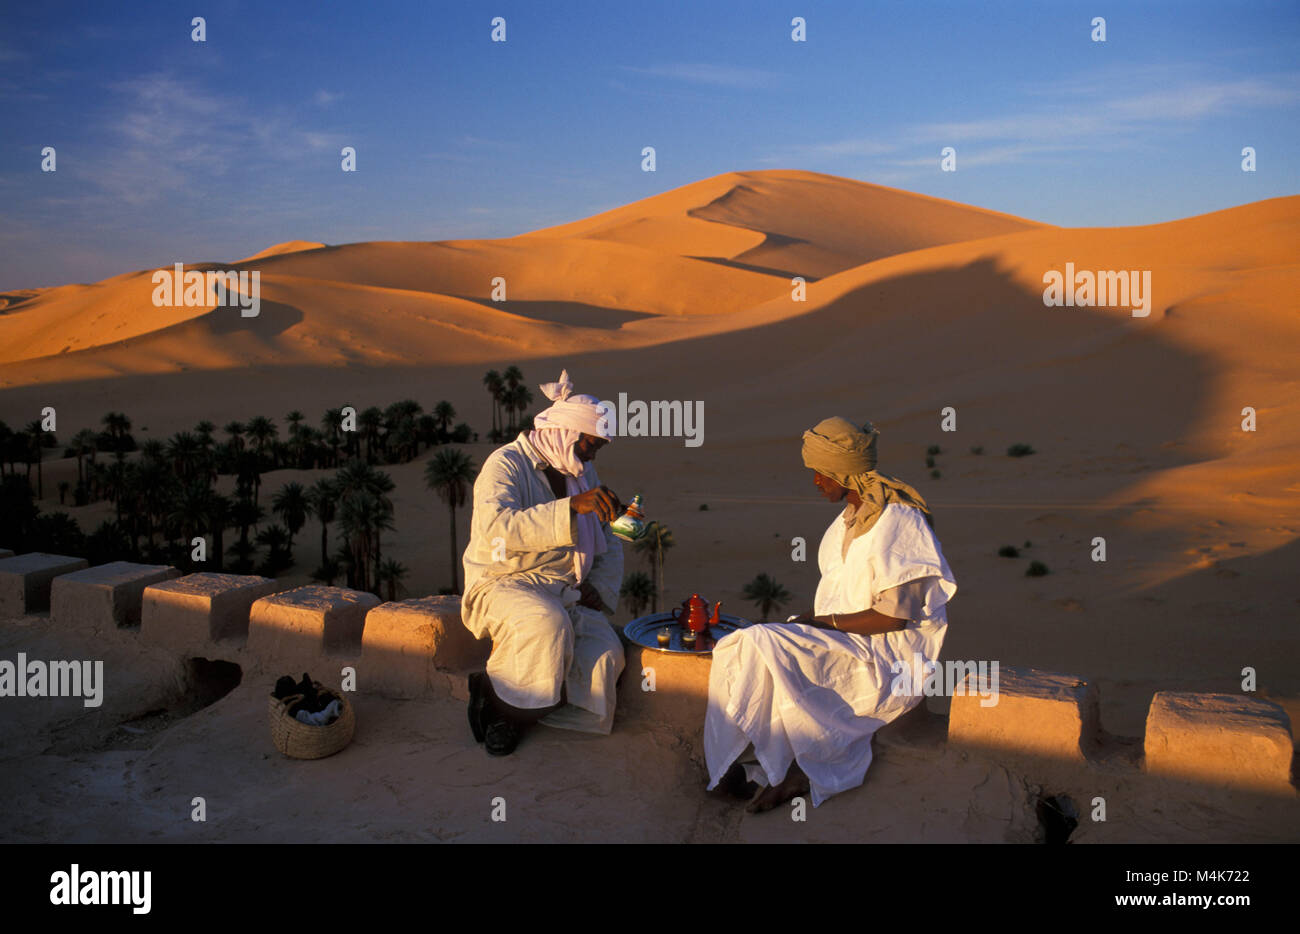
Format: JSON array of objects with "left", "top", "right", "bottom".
[{"left": 1, "top": 169, "right": 1297, "bottom": 841}]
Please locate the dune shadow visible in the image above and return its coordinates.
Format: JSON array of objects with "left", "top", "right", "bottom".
[
  {"left": 456, "top": 297, "right": 654, "bottom": 330},
  {"left": 203, "top": 297, "right": 304, "bottom": 338},
  {"left": 687, "top": 255, "right": 820, "bottom": 281}
]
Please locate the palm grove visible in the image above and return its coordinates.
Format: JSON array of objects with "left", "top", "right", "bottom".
[{"left": 0, "top": 368, "right": 697, "bottom": 612}]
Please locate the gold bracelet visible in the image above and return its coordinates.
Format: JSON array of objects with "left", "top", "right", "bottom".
[{"left": 830, "top": 613, "right": 839, "bottom": 630}]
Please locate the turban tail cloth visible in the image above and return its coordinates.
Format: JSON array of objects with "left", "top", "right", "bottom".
[
  {"left": 528, "top": 369, "right": 610, "bottom": 582},
  {"left": 801, "top": 416, "right": 933, "bottom": 558}
]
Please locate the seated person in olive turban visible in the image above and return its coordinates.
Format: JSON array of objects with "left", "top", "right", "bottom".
[{"left": 705, "top": 417, "right": 957, "bottom": 811}]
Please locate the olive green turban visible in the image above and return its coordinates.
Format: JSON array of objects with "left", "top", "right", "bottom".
[{"left": 801, "top": 416, "right": 933, "bottom": 555}]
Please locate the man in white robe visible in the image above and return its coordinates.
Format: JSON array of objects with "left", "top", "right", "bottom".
[
  {"left": 461, "top": 370, "right": 625, "bottom": 755},
  {"left": 705, "top": 416, "right": 957, "bottom": 809}
]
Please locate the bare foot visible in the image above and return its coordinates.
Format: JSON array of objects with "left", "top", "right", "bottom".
[{"left": 745, "top": 763, "right": 810, "bottom": 814}]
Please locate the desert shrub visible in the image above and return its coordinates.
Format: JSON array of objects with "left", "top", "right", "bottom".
[
  {"left": 970, "top": 445, "right": 984, "bottom": 455},
  {"left": 927, "top": 445, "right": 942, "bottom": 456},
  {"left": 1026, "top": 561, "right": 1050, "bottom": 577},
  {"left": 1007, "top": 444, "right": 1036, "bottom": 457},
  {"left": 998, "top": 545, "right": 1020, "bottom": 558}
]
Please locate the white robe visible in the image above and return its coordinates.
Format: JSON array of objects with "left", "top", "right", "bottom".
[
  {"left": 705, "top": 503, "right": 957, "bottom": 805},
  {"left": 461, "top": 433, "right": 625, "bottom": 734}
]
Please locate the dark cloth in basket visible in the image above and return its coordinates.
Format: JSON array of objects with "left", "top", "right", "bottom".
[{"left": 272, "top": 672, "right": 338, "bottom": 715}]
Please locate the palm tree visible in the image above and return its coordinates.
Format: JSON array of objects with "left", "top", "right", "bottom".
[
  {"left": 71, "top": 428, "right": 98, "bottom": 492},
  {"left": 169, "top": 482, "right": 213, "bottom": 568},
  {"left": 285, "top": 410, "right": 304, "bottom": 466},
  {"left": 226, "top": 537, "right": 258, "bottom": 574},
  {"left": 424, "top": 448, "right": 478, "bottom": 593},
  {"left": 245, "top": 415, "right": 278, "bottom": 469},
  {"left": 139, "top": 438, "right": 166, "bottom": 464},
  {"left": 104, "top": 456, "right": 131, "bottom": 524},
  {"left": 359, "top": 407, "right": 385, "bottom": 464},
  {"left": 337, "top": 489, "right": 380, "bottom": 591},
  {"left": 742, "top": 573, "right": 791, "bottom": 622},
  {"left": 297, "top": 425, "right": 326, "bottom": 469},
  {"left": 101, "top": 411, "right": 132, "bottom": 452},
  {"left": 378, "top": 558, "right": 409, "bottom": 601},
  {"left": 333, "top": 460, "right": 396, "bottom": 593},
  {"left": 483, "top": 370, "right": 504, "bottom": 439},
  {"left": 433, "top": 400, "right": 456, "bottom": 441},
  {"left": 271, "top": 481, "right": 309, "bottom": 551},
  {"left": 388, "top": 418, "right": 419, "bottom": 464},
  {"left": 194, "top": 420, "right": 216, "bottom": 444},
  {"left": 232, "top": 494, "right": 265, "bottom": 550},
  {"left": 502, "top": 366, "right": 523, "bottom": 431},
  {"left": 416, "top": 414, "right": 440, "bottom": 450},
  {"left": 166, "top": 431, "right": 203, "bottom": 485},
  {"left": 136, "top": 458, "right": 175, "bottom": 549},
  {"left": 620, "top": 571, "right": 655, "bottom": 618},
  {"left": 0, "top": 421, "right": 14, "bottom": 476},
  {"left": 223, "top": 421, "right": 246, "bottom": 453},
  {"left": 255, "top": 524, "right": 293, "bottom": 575},
  {"left": 633, "top": 521, "right": 675, "bottom": 612},
  {"left": 205, "top": 493, "right": 234, "bottom": 570},
  {"left": 386, "top": 400, "right": 423, "bottom": 461},
  {"left": 321, "top": 408, "right": 344, "bottom": 466},
  {"left": 24, "top": 420, "right": 44, "bottom": 499},
  {"left": 234, "top": 449, "right": 263, "bottom": 505},
  {"left": 306, "top": 477, "right": 338, "bottom": 568}
]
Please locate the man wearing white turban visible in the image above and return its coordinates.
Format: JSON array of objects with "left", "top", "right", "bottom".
[
  {"left": 461, "top": 369, "right": 626, "bottom": 755},
  {"left": 705, "top": 417, "right": 958, "bottom": 811}
]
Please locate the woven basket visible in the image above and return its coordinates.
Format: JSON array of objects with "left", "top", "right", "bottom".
[{"left": 268, "top": 682, "right": 355, "bottom": 759}]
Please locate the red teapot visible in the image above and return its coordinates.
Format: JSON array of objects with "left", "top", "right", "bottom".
[{"left": 672, "top": 593, "right": 721, "bottom": 633}]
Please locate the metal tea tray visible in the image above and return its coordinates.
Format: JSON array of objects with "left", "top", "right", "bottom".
[{"left": 622, "top": 611, "right": 754, "bottom": 656}]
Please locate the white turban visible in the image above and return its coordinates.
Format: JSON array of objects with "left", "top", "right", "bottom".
[{"left": 531, "top": 369, "right": 612, "bottom": 439}]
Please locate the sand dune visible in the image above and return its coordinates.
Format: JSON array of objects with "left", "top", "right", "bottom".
[
  {"left": 525, "top": 169, "right": 1046, "bottom": 278},
  {"left": 236, "top": 240, "right": 328, "bottom": 263},
  {"left": 0, "top": 171, "right": 1052, "bottom": 378}
]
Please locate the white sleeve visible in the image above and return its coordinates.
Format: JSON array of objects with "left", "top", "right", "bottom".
[
  {"left": 872, "top": 576, "right": 935, "bottom": 620},
  {"left": 867, "top": 505, "right": 957, "bottom": 619}
]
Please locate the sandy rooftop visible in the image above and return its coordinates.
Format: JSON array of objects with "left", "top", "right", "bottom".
[{"left": 1, "top": 170, "right": 1297, "bottom": 842}]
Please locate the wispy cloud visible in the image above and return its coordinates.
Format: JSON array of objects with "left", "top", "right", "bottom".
[
  {"left": 621, "top": 63, "right": 780, "bottom": 89},
  {"left": 758, "top": 69, "right": 1300, "bottom": 174},
  {"left": 82, "top": 73, "right": 346, "bottom": 204}
]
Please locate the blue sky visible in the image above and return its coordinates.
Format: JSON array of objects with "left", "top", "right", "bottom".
[{"left": 2, "top": 0, "right": 1297, "bottom": 290}]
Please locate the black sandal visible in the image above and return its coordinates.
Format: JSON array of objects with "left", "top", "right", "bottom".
[
  {"left": 717, "top": 761, "right": 760, "bottom": 799},
  {"left": 484, "top": 718, "right": 521, "bottom": 757},
  {"left": 467, "top": 672, "right": 491, "bottom": 743}
]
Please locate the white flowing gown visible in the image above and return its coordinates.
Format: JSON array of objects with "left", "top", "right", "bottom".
[
  {"left": 705, "top": 503, "right": 957, "bottom": 806},
  {"left": 461, "top": 433, "right": 625, "bottom": 734}
]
